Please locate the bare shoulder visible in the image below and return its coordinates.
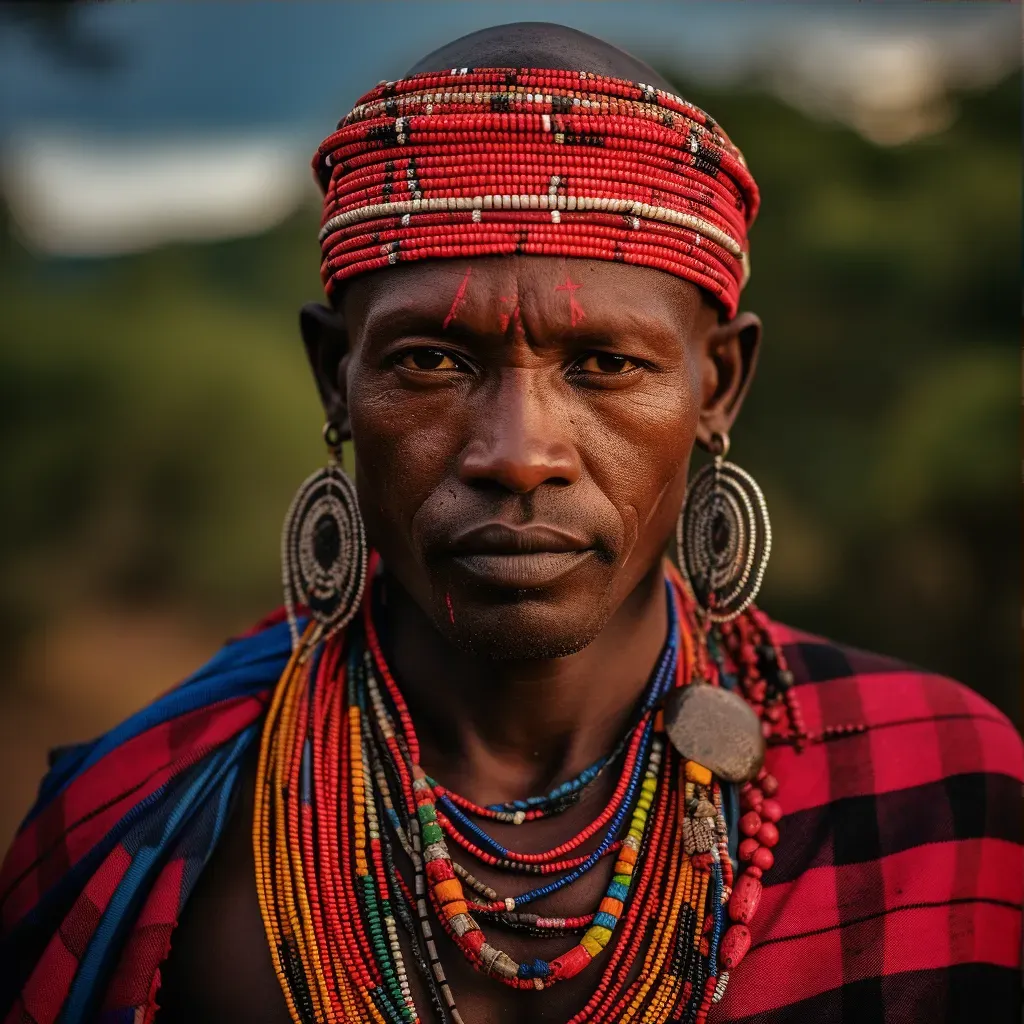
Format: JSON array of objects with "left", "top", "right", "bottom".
[{"left": 155, "top": 751, "right": 291, "bottom": 1024}]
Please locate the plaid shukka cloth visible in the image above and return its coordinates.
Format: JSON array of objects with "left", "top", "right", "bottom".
[
  {"left": 0, "top": 615, "right": 295, "bottom": 1024},
  {"left": 0, "top": 612, "right": 1020, "bottom": 1023},
  {"left": 717, "top": 623, "right": 1023, "bottom": 1022}
]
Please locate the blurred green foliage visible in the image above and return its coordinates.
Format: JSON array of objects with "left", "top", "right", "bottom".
[
  {"left": 0, "top": 72, "right": 1018, "bottom": 722},
  {"left": 679, "top": 72, "right": 1020, "bottom": 722}
]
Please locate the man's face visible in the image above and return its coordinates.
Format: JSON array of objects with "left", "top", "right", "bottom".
[{"left": 334, "top": 256, "right": 724, "bottom": 659}]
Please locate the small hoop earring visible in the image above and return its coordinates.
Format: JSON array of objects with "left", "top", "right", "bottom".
[
  {"left": 281, "top": 421, "right": 368, "bottom": 649},
  {"left": 676, "top": 431, "right": 771, "bottom": 622}
]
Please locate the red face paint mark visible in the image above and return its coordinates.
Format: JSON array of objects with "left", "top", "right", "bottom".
[
  {"left": 497, "top": 294, "right": 521, "bottom": 335},
  {"left": 445, "top": 591, "right": 455, "bottom": 624},
  {"left": 442, "top": 267, "right": 472, "bottom": 329},
  {"left": 555, "top": 274, "right": 585, "bottom": 327}
]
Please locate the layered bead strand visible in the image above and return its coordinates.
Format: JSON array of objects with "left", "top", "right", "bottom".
[
  {"left": 358, "top": 582, "right": 680, "bottom": 991},
  {"left": 254, "top": 562, "right": 805, "bottom": 1023},
  {"left": 313, "top": 68, "right": 759, "bottom": 319}
]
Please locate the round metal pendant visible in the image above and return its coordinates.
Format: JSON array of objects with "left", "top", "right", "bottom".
[
  {"left": 663, "top": 683, "right": 765, "bottom": 784},
  {"left": 677, "top": 459, "right": 771, "bottom": 622},
  {"left": 282, "top": 462, "right": 367, "bottom": 647}
]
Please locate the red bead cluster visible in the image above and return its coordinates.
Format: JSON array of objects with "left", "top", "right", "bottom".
[
  {"left": 313, "top": 67, "right": 759, "bottom": 318},
  {"left": 722, "top": 607, "right": 809, "bottom": 751},
  {"left": 706, "top": 598, "right": 810, "bottom": 994},
  {"left": 719, "top": 767, "right": 781, "bottom": 973}
]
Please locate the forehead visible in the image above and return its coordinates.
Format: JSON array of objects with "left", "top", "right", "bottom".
[{"left": 339, "top": 256, "right": 708, "bottom": 335}]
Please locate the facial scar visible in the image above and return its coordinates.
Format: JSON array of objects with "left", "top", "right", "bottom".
[
  {"left": 497, "top": 294, "right": 521, "bottom": 334},
  {"left": 555, "top": 274, "right": 585, "bottom": 327},
  {"left": 442, "top": 268, "right": 473, "bottom": 329}
]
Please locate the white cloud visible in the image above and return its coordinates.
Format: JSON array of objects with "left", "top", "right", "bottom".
[
  {"left": 758, "top": 17, "right": 1018, "bottom": 145},
  {"left": 1, "top": 134, "right": 315, "bottom": 256}
]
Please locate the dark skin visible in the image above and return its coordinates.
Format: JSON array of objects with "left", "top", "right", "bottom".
[{"left": 155, "top": 23, "right": 761, "bottom": 1024}]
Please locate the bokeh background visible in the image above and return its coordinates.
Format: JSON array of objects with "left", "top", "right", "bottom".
[{"left": 0, "top": 1, "right": 1019, "bottom": 845}]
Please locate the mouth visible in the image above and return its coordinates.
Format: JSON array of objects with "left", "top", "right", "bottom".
[{"left": 446, "top": 524, "right": 595, "bottom": 589}]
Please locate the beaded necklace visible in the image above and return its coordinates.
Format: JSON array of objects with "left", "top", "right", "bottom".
[{"left": 255, "top": 558, "right": 802, "bottom": 1023}]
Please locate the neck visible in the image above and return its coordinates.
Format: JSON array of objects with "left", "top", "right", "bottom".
[{"left": 378, "top": 563, "right": 671, "bottom": 806}]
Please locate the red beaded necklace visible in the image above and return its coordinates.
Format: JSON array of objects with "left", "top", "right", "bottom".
[{"left": 254, "top": 558, "right": 805, "bottom": 1024}]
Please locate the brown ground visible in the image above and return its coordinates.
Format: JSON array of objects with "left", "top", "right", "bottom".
[{"left": 0, "top": 607, "right": 232, "bottom": 849}]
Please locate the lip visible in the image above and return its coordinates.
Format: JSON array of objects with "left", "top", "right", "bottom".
[
  {"left": 446, "top": 523, "right": 594, "bottom": 589},
  {"left": 450, "top": 523, "right": 590, "bottom": 555}
]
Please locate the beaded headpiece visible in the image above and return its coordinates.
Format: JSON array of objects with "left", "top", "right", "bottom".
[{"left": 314, "top": 67, "right": 760, "bottom": 318}]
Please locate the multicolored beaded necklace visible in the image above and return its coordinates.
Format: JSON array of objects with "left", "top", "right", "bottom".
[{"left": 255, "top": 556, "right": 804, "bottom": 1024}]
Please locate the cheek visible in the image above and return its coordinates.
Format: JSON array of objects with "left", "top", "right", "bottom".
[
  {"left": 580, "top": 369, "right": 700, "bottom": 542},
  {"left": 347, "top": 374, "right": 464, "bottom": 548}
]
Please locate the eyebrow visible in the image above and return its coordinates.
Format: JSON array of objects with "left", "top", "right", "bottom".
[
  {"left": 360, "top": 307, "right": 483, "bottom": 347},
  {"left": 362, "top": 310, "right": 666, "bottom": 360}
]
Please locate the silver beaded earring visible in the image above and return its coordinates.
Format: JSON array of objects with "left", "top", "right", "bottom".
[
  {"left": 665, "top": 432, "right": 770, "bottom": 784},
  {"left": 281, "top": 421, "right": 368, "bottom": 650},
  {"left": 676, "top": 431, "right": 771, "bottom": 622}
]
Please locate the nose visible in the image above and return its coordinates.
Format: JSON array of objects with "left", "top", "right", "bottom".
[{"left": 458, "top": 369, "right": 582, "bottom": 493}]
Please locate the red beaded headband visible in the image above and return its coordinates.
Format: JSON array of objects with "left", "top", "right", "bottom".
[{"left": 314, "top": 67, "right": 759, "bottom": 318}]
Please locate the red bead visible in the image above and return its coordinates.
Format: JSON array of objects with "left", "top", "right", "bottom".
[
  {"left": 738, "top": 838, "right": 759, "bottom": 863},
  {"left": 761, "top": 773, "right": 779, "bottom": 796},
  {"left": 744, "top": 865, "right": 763, "bottom": 879},
  {"left": 425, "top": 858, "right": 454, "bottom": 882},
  {"left": 752, "top": 846, "right": 775, "bottom": 872},
  {"left": 739, "top": 811, "right": 762, "bottom": 837},
  {"left": 740, "top": 789, "right": 763, "bottom": 813},
  {"left": 548, "top": 943, "right": 591, "bottom": 980},
  {"left": 759, "top": 798, "right": 782, "bottom": 823},
  {"left": 727, "top": 873, "right": 762, "bottom": 924},
  {"left": 757, "top": 821, "right": 780, "bottom": 848},
  {"left": 719, "top": 924, "right": 752, "bottom": 969}
]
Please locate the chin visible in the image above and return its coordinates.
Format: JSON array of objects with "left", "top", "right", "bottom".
[{"left": 435, "top": 590, "right": 613, "bottom": 661}]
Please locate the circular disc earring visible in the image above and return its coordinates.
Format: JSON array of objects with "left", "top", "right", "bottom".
[
  {"left": 667, "top": 431, "right": 769, "bottom": 783},
  {"left": 676, "top": 431, "right": 771, "bottom": 623},
  {"left": 281, "top": 421, "right": 368, "bottom": 650}
]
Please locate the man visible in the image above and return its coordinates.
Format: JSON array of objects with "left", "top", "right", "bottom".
[{"left": 2, "top": 23, "right": 1020, "bottom": 1024}]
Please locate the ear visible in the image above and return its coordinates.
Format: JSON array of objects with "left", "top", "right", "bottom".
[
  {"left": 300, "top": 301, "right": 352, "bottom": 438},
  {"left": 696, "top": 310, "right": 761, "bottom": 451}
]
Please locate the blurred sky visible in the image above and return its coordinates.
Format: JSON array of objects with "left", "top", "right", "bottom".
[{"left": 0, "top": 1, "right": 1019, "bottom": 255}]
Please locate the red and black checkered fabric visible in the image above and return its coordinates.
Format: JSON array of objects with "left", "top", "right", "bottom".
[{"left": 715, "top": 623, "right": 1023, "bottom": 1022}]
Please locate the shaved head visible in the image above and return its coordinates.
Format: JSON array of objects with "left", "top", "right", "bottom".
[{"left": 406, "top": 21, "right": 679, "bottom": 94}]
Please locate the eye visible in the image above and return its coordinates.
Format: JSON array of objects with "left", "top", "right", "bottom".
[
  {"left": 396, "top": 347, "right": 461, "bottom": 371},
  {"left": 574, "top": 352, "right": 640, "bottom": 374}
]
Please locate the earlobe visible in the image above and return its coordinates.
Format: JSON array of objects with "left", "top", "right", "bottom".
[
  {"left": 300, "top": 302, "right": 352, "bottom": 438},
  {"left": 696, "top": 311, "right": 761, "bottom": 451}
]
